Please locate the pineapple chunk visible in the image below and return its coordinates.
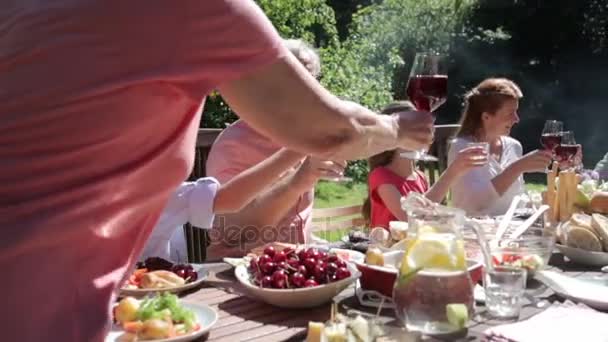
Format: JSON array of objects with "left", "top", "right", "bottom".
[{"left": 306, "top": 321, "right": 324, "bottom": 342}]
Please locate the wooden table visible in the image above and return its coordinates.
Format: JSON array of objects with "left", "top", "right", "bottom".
[{"left": 182, "top": 253, "right": 605, "bottom": 341}]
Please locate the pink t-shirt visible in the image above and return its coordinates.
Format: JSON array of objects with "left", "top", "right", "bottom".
[
  {"left": 0, "top": 1, "right": 286, "bottom": 341},
  {"left": 206, "top": 120, "right": 312, "bottom": 258},
  {"left": 368, "top": 167, "right": 429, "bottom": 229}
]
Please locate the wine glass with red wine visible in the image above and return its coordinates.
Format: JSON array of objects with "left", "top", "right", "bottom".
[
  {"left": 540, "top": 120, "right": 563, "bottom": 151},
  {"left": 540, "top": 120, "right": 563, "bottom": 172},
  {"left": 555, "top": 131, "right": 579, "bottom": 170},
  {"left": 401, "top": 52, "right": 448, "bottom": 162}
]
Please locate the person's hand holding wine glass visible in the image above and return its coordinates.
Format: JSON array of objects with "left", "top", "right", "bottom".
[
  {"left": 540, "top": 119, "right": 563, "bottom": 172},
  {"left": 400, "top": 52, "right": 448, "bottom": 162}
]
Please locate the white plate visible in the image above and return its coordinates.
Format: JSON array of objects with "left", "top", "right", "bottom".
[
  {"left": 105, "top": 302, "right": 218, "bottom": 342},
  {"left": 235, "top": 263, "right": 360, "bottom": 309},
  {"left": 535, "top": 270, "right": 608, "bottom": 310},
  {"left": 119, "top": 266, "right": 207, "bottom": 298},
  {"left": 556, "top": 244, "right": 608, "bottom": 267}
]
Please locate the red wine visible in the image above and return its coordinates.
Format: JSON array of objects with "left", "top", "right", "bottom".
[
  {"left": 406, "top": 75, "right": 448, "bottom": 112},
  {"left": 555, "top": 144, "right": 578, "bottom": 161},
  {"left": 540, "top": 133, "right": 562, "bottom": 151}
]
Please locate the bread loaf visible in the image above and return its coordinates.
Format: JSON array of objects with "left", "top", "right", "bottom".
[{"left": 590, "top": 192, "right": 608, "bottom": 214}]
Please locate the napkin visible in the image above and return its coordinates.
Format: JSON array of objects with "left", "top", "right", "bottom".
[{"left": 484, "top": 301, "right": 608, "bottom": 342}]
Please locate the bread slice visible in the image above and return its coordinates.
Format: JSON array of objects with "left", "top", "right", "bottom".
[
  {"left": 591, "top": 214, "right": 608, "bottom": 252},
  {"left": 566, "top": 224, "right": 603, "bottom": 252}
]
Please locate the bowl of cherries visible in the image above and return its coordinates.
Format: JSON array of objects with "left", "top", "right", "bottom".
[{"left": 235, "top": 246, "right": 360, "bottom": 308}]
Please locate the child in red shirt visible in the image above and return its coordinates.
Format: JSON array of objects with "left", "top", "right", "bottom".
[{"left": 363, "top": 101, "right": 488, "bottom": 229}]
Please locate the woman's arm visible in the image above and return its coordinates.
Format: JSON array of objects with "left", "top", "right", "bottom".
[
  {"left": 376, "top": 184, "right": 409, "bottom": 222},
  {"left": 448, "top": 141, "right": 499, "bottom": 214},
  {"left": 425, "top": 146, "right": 488, "bottom": 203},
  {"left": 212, "top": 148, "right": 305, "bottom": 214}
]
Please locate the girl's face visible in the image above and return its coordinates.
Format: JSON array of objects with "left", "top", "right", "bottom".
[{"left": 481, "top": 98, "right": 520, "bottom": 138}]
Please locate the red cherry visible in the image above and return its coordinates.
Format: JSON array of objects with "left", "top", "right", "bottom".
[
  {"left": 297, "top": 249, "right": 309, "bottom": 261},
  {"left": 273, "top": 251, "right": 287, "bottom": 263},
  {"left": 174, "top": 268, "right": 187, "bottom": 279},
  {"left": 335, "top": 267, "right": 351, "bottom": 280},
  {"left": 261, "top": 261, "right": 276, "bottom": 275},
  {"left": 326, "top": 262, "right": 338, "bottom": 275},
  {"left": 271, "top": 270, "right": 288, "bottom": 289},
  {"left": 304, "top": 279, "right": 318, "bottom": 287},
  {"left": 297, "top": 265, "right": 308, "bottom": 277},
  {"left": 310, "top": 250, "right": 321, "bottom": 260},
  {"left": 276, "top": 261, "right": 288, "bottom": 270},
  {"left": 263, "top": 246, "right": 276, "bottom": 258},
  {"left": 319, "top": 251, "right": 328, "bottom": 260},
  {"left": 335, "top": 259, "right": 347, "bottom": 268},
  {"left": 287, "top": 258, "right": 300, "bottom": 269},
  {"left": 327, "top": 254, "right": 339, "bottom": 263},
  {"left": 313, "top": 264, "right": 326, "bottom": 283},
  {"left": 283, "top": 247, "right": 295, "bottom": 255},
  {"left": 306, "top": 247, "right": 318, "bottom": 255},
  {"left": 304, "top": 258, "right": 317, "bottom": 272},
  {"left": 258, "top": 254, "right": 272, "bottom": 265},
  {"left": 260, "top": 276, "right": 273, "bottom": 288},
  {"left": 290, "top": 272, "right": 306, "bottom": 288},
  {"left": 249, "top": 258, "right": 258, "bottom": 272}
]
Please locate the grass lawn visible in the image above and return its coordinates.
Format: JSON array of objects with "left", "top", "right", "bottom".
[{"left": 314, "top": 180, "right": 546, "bottom": 208}]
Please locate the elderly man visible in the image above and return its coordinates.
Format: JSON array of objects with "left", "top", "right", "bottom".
[{"left": 0, "top": 1, "right": 433, "bottom": 340}]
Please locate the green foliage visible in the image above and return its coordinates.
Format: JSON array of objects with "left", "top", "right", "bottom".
[{"left": 202, "top": 0, "right": 501, "bottom": 178}]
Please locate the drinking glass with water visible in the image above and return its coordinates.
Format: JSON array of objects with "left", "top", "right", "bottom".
[{"left": 484, "top": 266, "right": 527, "bottom": 319}]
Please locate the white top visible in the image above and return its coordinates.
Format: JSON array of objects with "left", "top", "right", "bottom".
[
  {"left": 140, "top": 178, "right": 220, "bottom": 263},
  {"left": 448, "top": 136, "right": 525, "bottom": 216}
]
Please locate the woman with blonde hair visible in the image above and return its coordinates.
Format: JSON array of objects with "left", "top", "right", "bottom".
[
  {"left": 362, "top": 101, "right": 488, "bottom": 228},
  {"left": 449, "top": 78, "right": 552, "bottom": 216}
]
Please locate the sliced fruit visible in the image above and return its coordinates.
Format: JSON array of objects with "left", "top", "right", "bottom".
[
  {"left": 306, "top": 321, "right": 324, "bottom": 342},
  {"left": 403, "top": 234, "right": 466, "bottom": 273},
  {"left": 446, "top": 303, "right": 469, "bottom": 329},
  {"left": 397, "top": 266, "right": 422, "bottom": 286}
]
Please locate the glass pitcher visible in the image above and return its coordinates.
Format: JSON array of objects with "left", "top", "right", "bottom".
[{"left": 393, "top": 194, "right": 474, "bottom": 336}]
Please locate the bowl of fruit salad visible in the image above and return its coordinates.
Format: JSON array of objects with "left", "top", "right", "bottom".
[
  {"left": 108, "top": 293, "right": 218, "bottom": 342},
  {"left": 488, "top": 228, "right": 556, "bottom": 278},
  {"left": 235, "top": 246, "right": 360, "bottom": 308},
  {"left": 120, "top": 257, "right": 207, "bottom": 297}
]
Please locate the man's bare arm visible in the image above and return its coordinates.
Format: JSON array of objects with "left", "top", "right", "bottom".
[{"left": 218, "top": 53, "right": 434, "bottom": 161}]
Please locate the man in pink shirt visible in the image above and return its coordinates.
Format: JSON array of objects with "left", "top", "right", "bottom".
[
  {"left": 1, "top": 1, "right": 433, "bottom": 340},
  {"left": 206, "top": 40, "right": 344, "bottom": 260}
]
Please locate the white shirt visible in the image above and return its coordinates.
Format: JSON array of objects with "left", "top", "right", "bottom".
[
  {"left": 448, "top": 136, "right": 525, "bottom": 216},
  {"left": 140, "top": 178, "right": 220, "bottom": 263}
]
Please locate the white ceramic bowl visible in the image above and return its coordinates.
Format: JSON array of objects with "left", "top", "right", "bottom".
[
  {"left": 556, "top": 244, "right": 608, "bottom": 267},
  {"left": 234, "top": 263, "right": 360, "bottom": 308}
]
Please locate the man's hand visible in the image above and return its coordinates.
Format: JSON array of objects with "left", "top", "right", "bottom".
[
  {"left": 292, "top": 157, "right": 346, "bottom": 189},
  {"left": 393, "top": 111, "right": 435, "bottom": 151}
]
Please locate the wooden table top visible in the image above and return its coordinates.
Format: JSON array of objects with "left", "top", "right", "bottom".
[{"left": 181, "top": 253, "right": 605, "bottom": 342}]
